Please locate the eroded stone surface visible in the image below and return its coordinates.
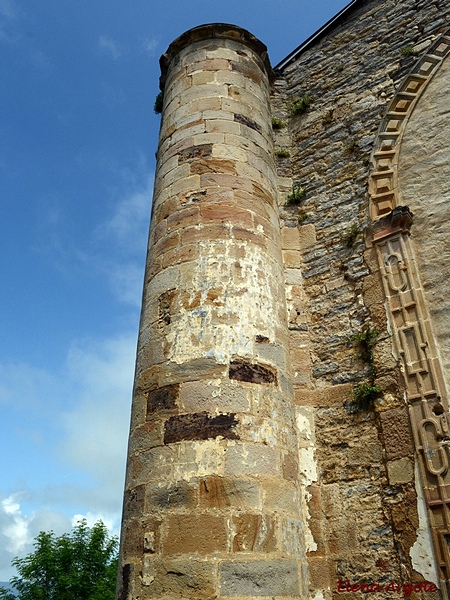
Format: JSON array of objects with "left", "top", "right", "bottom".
[{"left": 117, "top": 7, "right": 450, "bottom": 600}]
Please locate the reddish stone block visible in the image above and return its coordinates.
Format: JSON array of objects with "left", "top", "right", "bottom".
[
  {"left": 166, "top": 206, "right": 200, "bottom": 232},
  {"left": 200, "top": 173, "right": 252, "bottom": 192},
  {"left": 231, "top": 227, "right": 267, "bottom": 248},
  {"left": 232, "top": 513, "right": 277, "bottom": 552},
  {"left": 187, "top": 58, "right": 230, "bottom": 73},
  {"left": 200, "top": 204, "right": 253, "bottom": 228},
  {"left": 153, "top": 231, "right": 180, "bottom": 257},
  {"left": 190, "top": 158, "right": 236, "bottom": 175}
]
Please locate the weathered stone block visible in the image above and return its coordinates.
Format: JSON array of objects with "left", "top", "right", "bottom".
[
  {"left": 145, "top": 480, "right": 198, "bottom": 511},
  {"left": 387, "top": 457, "right": 414, "bottom": 485},
  {"left": 190, "top": 157, "right": 236, "bottom": 175},
  {"left": 129, "top": 421, "right": 164, "bottom": 454},
  {"left": 179, "top": 380, "right": 250, "bottom": 413},
  {"left": 199, "top": 476, "right": 261, "bottom": 510},
  {"left": 121, "top": 485, "right": 145, "bottom": 522},
  {"left": 294, "top": 383, "right": 353, "bottom": 407},
  {"left": 281, "top": 225, "right": 300, "bottom": 250},
  {"left": 262, "top": 478, "right": 298, "bottom": 515},
  {"left": 158, "top": 357, "right": 227, "bottom": 386},
  {"left": 141, "top": 557, "right": 218, "bottom": 598},
  {"left": 178, "top": 142, "right": 212, "bottom": 163},
  {"left": 308, "top": 556, "right": 332, "bottom": 589},
  {"left": 283, "top": 249, "right": 302, "bottom": 268},
  {"left": 163, "top": 513, "right": 228, "bottom": 555},
  {"left": 298, "top": 223, "right": 317, "bottom": 250},
  {"left": 205, "top": 118, "right": 241, "bottom": 135},
  {"left": 232, "top": 513, "right": 277, "bottom": 552},
  {"left": 282, "top": 451, "right": 299, "bottom": 481},
  {"left": 190, "top": 70, "right": 216, "bottom": 85},
  {"left": 166, "top": 205, "right": 200, "bottom": 232},
  {"left": 380, "top": 407, "right": 414, "bottom": 460},
  {"left": 219, "top": 559, "right": 299, "bottom": 596},
  {"left": 225, "top": 442, "right": 280, "bottom": 476},
  {"left": 120, "top": 516, "right": 161, "bottom": 560}
]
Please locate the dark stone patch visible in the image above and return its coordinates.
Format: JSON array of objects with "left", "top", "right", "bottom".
[
  {"left": 118, "top": 563, "right": 131, "bottom": 600},
  {"left": 178, "top": 144, "right": 212, "bottom": 163},
  {"left": 146, "top": 481, "right": 196, "bottom": 510},
  {"left": 234, "top": 113, "right": 262, "bottom": 134},
  {"left": 122, "top": 485, "right": 145, "bottom": 520},
  {"left": 229, "top": 359, "right": 277, "bottom": 385},
  {"left": 158, "top": 289, "right": 175, "bottom": 326},
  {"left": 147, "top": 384, "right": 179, "bottom": 415},
  {"left": 230, "top": 60, "right": 263, "bottom": 84},
  {"left": 255, "top": 334, "right": 269, "bottom": 343},
  {"left": 164, "top": 412, "right": 238, "bottom": 444}
]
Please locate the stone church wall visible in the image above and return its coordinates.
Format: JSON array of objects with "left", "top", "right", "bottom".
[
  {"left": 272, "top": 0, "right": 449, "bottom": 596},
  {"left": 116, "top": 1, "right": 450, "bottom": 599}
]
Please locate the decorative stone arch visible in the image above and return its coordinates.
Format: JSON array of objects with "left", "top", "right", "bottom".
[
  {"left": 368, "top": 29, "right": 450, "bottom": 588},
  {"left": 369, "top": 29, "right": 450, "bottom": 220}
]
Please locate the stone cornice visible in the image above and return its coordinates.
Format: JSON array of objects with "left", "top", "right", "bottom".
[{"left": 159, "top": 23, "right": 274, "bottom": 89}]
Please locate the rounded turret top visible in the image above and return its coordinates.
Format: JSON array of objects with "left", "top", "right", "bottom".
[{"left": 159, "top": 23, "right": 274, "bottom": 88}]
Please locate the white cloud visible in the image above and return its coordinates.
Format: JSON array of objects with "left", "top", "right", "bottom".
[
  {"left": 94, "top": 165, "right": 153, "bottom": 306},
  {"left": 108, "top": 262, "right": 145, "bottom": 307},
  {"left": 0, "top": 331, "right": 138, "bottom": 579},
  {"left": 61, "top": 333, "right": 135, "bottom": 488},
  {"left": 71, "top": 511, "right": 117, "bottom": 535},
  {"left": 0, "top": 494, "right": 73, "bottom": 579},
  {"left": 0, "top": 492, "right": 122, "bottom": 580},
  {"left": 1, "top": 496, "right": 29, "bottom": 554},
  {"left": 0, "top": 362, "right": 59, "bottom": 410},
  {"left": 99, "top": 35, "right": 122, "bottom": 59},
  {"left": 100, "top": 173, "right": 153, "bottom": 254},
  {"left": 141, "top": 36, "right": 159, "bottom": 57}
]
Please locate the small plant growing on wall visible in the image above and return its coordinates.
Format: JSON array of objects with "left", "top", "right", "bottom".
[
  {"left": 342, "top": 223, "right": 359, "bottom": 248},
  {"left": 400, "top": 46, "right": 418, "bottom": 57},
  {"left": 272, "top": 117, "right": 287, "bottom": 129},
  {"left": 275, "top": 148, "right": 290, "bottom": 158},
  {"left": 286, "top": 186, "right": 306, "bottom": 205},
  {"left": 351, "top": 382, "right": 382, "bottom": 411},
  {"left": 154, "top": 91, "right": 164, "bottom": 114},
  {"left": 297, "top": 211, "right": 309, "bottom": 224},
  {"left": 352, "top": 323, "right": 379, "bottom": 364},
  {"left": 288, "top": 95, "right": 313, "bottom": 116},
  {"left": 348, "top": 323, "right": 381, "bottom": 412}
]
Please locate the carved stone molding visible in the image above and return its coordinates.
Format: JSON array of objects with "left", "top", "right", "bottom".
[
  {"left": 369, "top": 29, "right": 450, "bottom": 221},
  {"left": 369, "top": 28, "right": 450, "bottom": 586}
]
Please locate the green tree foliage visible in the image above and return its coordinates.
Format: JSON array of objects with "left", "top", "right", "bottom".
[{"left": 0, "top": 520, "right": 118, "bottom": 600}]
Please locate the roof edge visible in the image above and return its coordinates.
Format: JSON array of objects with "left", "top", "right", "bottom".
[{"left": 274, "top": 0, "right": 362, "bottom": 72}]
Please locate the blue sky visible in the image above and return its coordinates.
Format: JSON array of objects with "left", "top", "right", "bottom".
[{"left": 0, "top": 0, "right": 349, "bottom": 579}]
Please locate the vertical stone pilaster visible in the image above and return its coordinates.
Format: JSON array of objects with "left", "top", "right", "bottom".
[
  {"left": 372, "top": 208, "right": 450, "bottom": 588},
  {"left": 368, "top": 30, "right": 450, "bottom": 590},
  {"left": 116, "top": 24, "right": 308, "bottom": 600}
]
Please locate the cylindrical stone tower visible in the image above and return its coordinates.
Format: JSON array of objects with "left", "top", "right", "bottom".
[{"left": 117, "top": 24, "right": 308, "bottom": 600}]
